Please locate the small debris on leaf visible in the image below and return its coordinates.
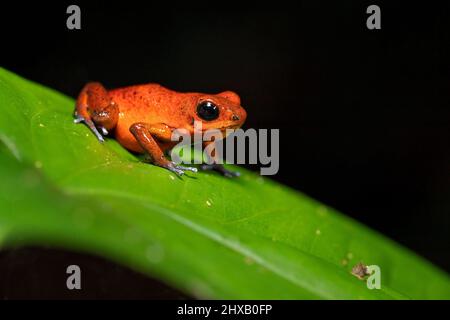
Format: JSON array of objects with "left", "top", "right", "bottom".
[{"left": 351, "top": 262, "right": 369, "bottom": 280}]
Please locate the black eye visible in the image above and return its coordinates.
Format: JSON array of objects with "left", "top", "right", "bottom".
[{"left": 196, "top": 101, "right": 219, "bottom": 121}]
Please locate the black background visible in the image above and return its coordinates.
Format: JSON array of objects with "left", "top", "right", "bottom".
[{"left": 0, "top": 1, "right": 449, "bottom": 298}]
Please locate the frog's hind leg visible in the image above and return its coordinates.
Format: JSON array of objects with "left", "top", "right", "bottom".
[{"left": 74, "top": 82, "right": 118, "bottom": 142}]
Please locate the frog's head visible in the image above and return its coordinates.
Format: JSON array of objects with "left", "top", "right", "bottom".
[{"left": 191, "top": 91, "right": 247, "bottom": 135}]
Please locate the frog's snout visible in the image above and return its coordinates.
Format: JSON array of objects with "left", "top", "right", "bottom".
[{"left": 233, "top": 106, "right": 247, "bottom": 125}]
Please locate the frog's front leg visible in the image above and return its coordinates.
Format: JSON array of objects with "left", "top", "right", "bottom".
[
  {"left": 74, "top": 82, "right": 119, "bottom": 142},
  {"left": 201, "top": 141, "right": 241, "bottom": 177},
  {"left": 129, "top": 122, "right": 197, "bottom": 176}
]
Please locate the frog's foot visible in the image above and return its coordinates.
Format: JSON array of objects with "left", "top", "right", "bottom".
[
  {"left": 200, "top": 163, "right": 240, "bottom": 178},
  {"left": 166, "top": 162, "right": 198, "bottom": 176},
  {"left": 74, "top": 115, "right": 105, "bottom": 142}
]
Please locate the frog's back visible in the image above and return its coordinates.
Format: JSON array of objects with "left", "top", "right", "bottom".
[
  {"left": 109, "top": 83, "right": 199, "bottom": 153},
  {"left": 109, "top": 83, "right": 170, "bottom": 115}
]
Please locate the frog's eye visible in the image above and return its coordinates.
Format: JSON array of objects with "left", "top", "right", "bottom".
[{"left": 196, "top": 101, "right": 219, "bottom": 121}]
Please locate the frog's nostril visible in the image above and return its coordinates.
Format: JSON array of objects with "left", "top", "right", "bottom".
[{"left": 232, "top": 114, "right": 240, "bottom": 121}]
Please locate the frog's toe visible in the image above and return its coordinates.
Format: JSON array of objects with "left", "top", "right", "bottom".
[
  {"left": 73, "top": 116, "right": 84, "bottom": 124},
  {"left": 200, "top": 164, "right": 240, "bottom": 177},
  {"left": 99, "top": 126, "right": 109, "bottom": 136},
  {"left": 74, "top": 115, "right": 105, "bottom": 142},
  {"left": 175, "top": 165, "right": 198, "bottom": 173},
  {"left": 169, "top": 162, "right": 198, "bottom": 174},
  {"left": 89, "top": 126, "right": 105, "bottom": 142},
  {"left": 224, "top": 169, "right": 240, "bottom": 178},
  {"left": 167, "top": 166, "right": 185, "bottom": 176}
]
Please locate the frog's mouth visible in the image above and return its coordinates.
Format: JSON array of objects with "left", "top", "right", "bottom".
[
  {"left": 196, "top": 122, "right": 242, "bottom": 132},
  {"left": 221, "top": 125, "right": 243, "bottom": 137},
  {"left": 213, "top": 125, "right": 243, "bottom": 138},
  {"left": 188, "top": 127, "right": 240, "bottom": 141}
]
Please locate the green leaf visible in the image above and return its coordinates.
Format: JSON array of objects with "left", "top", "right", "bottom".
[{"left": 0, "top": 67, "right": 449, "bottom": 299}]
